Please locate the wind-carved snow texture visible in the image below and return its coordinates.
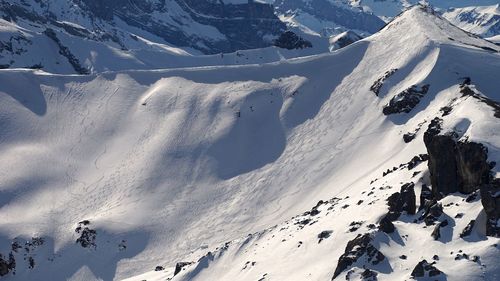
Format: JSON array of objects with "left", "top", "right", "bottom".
[{"left": 0, "top": 4, "right": 499, "bottom": 281}]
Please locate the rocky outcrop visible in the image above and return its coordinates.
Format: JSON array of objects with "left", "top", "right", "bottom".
[
  {"left": 378, "top": 216, "right": 395, "bottom": 234},
  {"left": 410, "top": 260, "right": 443, "bottom": 278},
  {"left": 386, "top": 183, "right": 416, "bottom": 221},
  {"left": 383, "top": 84, "right": 430, "bottom": 115},
  {"left": 480, "top": 181, "right": 500, "bottom": 237},
  {"left": 424, "top": 132, "right": 491, "bottom": 197},
  {"left": 370, "top": 69, "right": 397, "bottom": 96},
  {"left": 460, "top": 220, "right": 476, "bottom": 238},
  {"left": 332, "top": 233, "right": 385, "bottom": 280},
  {"left": 273, "top": 31, "right": 312, "bottom": 50},
  {"left": 418, "top": 184, "right": 433, "bottom": 211},
  {"left": 75, "top": 220, "right": 97, "bottom": 249},
  {"left": 174, "top": 261, "right": 193, "bottom": 276}
]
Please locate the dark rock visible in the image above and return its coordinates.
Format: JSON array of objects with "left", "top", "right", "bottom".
[
  {"left": 465, "top": 191, "right": 479, "bottom": 202},
  {"left": 386, "top": 183, "right": 416, "bottom": 221},
  {"left": 361, "top": 268, "right": 378, "bottom": 280},
  {"left": 406, "top": 154, "right": 429, "bottom": 170},
  {"left": 431, "top": 220, "right": 448, "bottom": 240},
  {"left": 421, "top": 201, "right": 443, "bottom": 226},
  {"left": 419, "top": 184, "right": 433, "bottom": 211},
  {"left": 75, "top": 221, "right": 97, "bottom": 249},
  {"left": 399, "top": 255, "right": 407, "bottom": 260},
  {"left": 174, "top": 261, "right": 193, "bottom": 276},
  {"left": 370, "top": 69, "right": 397, "bottom": 96},
  {"left": 383, "top": 84, "right": 430, "bottom": 115},
  {"left": 440, "top": 106, "right": 453, "bottom": 116},
  {"left": 456, "top": 141, "right": 490, "bottom": 193},
  {"left": 318, "top": 230, "right": 333, "bottom": 243},
  {"left": 480, "top": 181, "right": 500, "bottom": 237},
  {"left": 403, "top": 132, "right": 416, "bottom": 143},
  {"left": 0, "top": 256, "right": 9, "bottom": 276},
  {"left": 273, "top": 31, "right": 312, "bottom": 50},
  {"left": 378, "top": 216, "right": 395, "bottom": 234},
  {"left": 332, "top": 233, "right": 385, "bottom": 280},
  {"left": 425, "top": 133, "right": 491, "bottom": 197},
  {"left": 433, "top": 255, "right": 439, "bottom": 260},
  {"left": 460, "top": 220, "right": 475, "bottom": 238},
  {"left": 411, "top": 260, "right": 443, "bottom": 278},
  {"left": 155, "top": 266, "right": 164, "bottom": 271}
]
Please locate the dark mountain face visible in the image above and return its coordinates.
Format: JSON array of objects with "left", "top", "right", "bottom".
[{"left": 0, "top": 0, "right": 286, "bottom": 54}]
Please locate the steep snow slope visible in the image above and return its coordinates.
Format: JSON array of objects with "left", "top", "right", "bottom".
[{"left": 0, "top": 5, "right": 499, "bottom": 281}]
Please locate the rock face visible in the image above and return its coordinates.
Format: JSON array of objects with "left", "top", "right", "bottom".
[
  {"left": 273, "top": 31, "right": 312, "bottom": 50},
  {"left": 332, "top": 233, "right": 385, "bottom": 280},
  {"left": 424, "top": 134, "right": 491, "bottom": 197},
  {"left": 480, "top": 181, "right": 500, "bottom": 237},
  {"left": 383, "top": 84, "right": 430, "bottom": 115}
]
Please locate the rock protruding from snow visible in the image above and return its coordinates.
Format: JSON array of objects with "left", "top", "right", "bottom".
[
  {"left": 382, "top": 84, "right": 430, "bottom": 115},
  {"left": 425, "top": 134, "right": 491, "bottom": 197},
  {"left": 410, "top": 260, "right": 443, "bottom": 278},
  {"left": 480, "top": 180, "right": 500, "bottom": 237},
  {"left": 273, "top": 31, "right": 312, "bottom": 50},
  {"left": 332, "top": 233, "right": 385, "bottom": 280}
]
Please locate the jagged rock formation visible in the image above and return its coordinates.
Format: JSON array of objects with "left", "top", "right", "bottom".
[
  {"left": 332, "top": 233, "right": 385, "bottom": 280},
  {"left": 383, "top": 84, "right": 430, "bottom": 115}
]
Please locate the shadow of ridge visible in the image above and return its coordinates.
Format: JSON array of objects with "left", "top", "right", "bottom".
[
  {"left": 0, "top": 71, "right": 47, "bottom": 116},
  {"left": 0, "top": 228, "right": 150, "bottom": 281}
]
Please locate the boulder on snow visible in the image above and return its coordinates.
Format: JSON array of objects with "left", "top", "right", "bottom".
[
  {"left": 411, "top": 260, "right": 443, "bottom": 278},
  {"left": 332, "top": 233, "right": 385, "bottom": 280}
]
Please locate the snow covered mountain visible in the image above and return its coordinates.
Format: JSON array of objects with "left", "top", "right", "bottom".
[
  {"left": 0, "top": 4, "right": 499, "bottom": 281},
  {"left": 344, "top": 0, "right": 500, "bottom": 37},
  {"left": 1, "top": 0, "right": 325, "bottom": 74},
  {"left": 443, "top": 4, "right": 500, "bottom": 39}
]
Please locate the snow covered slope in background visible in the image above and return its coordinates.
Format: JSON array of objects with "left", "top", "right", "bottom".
[
  {"left": 0, "top": 5, "right": 499, "bottom": 281},
  {"left": 0, "top": 0, "right": 327, "bottom": 74},
  {"left": 443, "top": 4, "right": 500, "bottom": 38}
]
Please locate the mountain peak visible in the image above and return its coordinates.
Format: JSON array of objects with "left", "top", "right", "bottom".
[{"left": 375, "top": 4, "right": 499, "bottom": 52}]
